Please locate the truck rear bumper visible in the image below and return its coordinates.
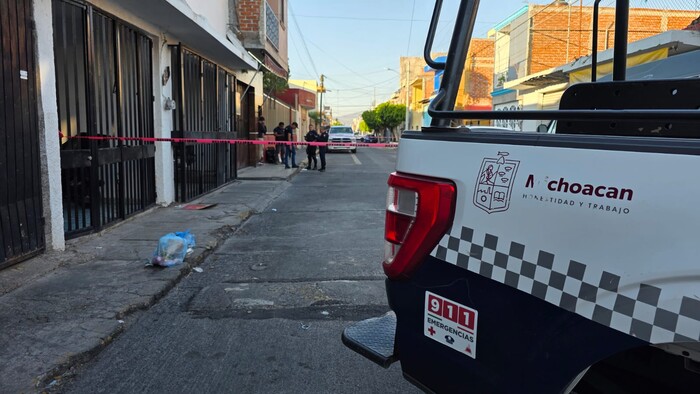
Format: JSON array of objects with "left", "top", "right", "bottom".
[{"left": 341, "top": 311, "right": 398, "bottom": 368}]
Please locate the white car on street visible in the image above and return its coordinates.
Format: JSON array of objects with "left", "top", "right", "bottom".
[{"left": 328, "top": 126, "right": 357, "bottom": 153}]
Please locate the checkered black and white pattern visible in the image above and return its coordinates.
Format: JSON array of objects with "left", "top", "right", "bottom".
[{"left": 432, "top": 226, "right": 700, "bottom": 344}]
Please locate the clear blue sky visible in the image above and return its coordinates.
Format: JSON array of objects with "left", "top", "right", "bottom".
[
  {"left": 287, "top": 0, "right": 697, "bottom": 119},
  {"left": 287, "top": 0, "right": 541, "bottom": 118}
]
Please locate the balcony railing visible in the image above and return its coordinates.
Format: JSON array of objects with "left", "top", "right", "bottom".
[{"left": 265, "top": 1, "right": 279, "bottom": 50}]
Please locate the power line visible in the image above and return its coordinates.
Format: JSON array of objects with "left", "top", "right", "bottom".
[
  {"left": 289, "top": 3, "right": 319, "bottom": 77},
  {"left": 331, "top": 104, "right": 380, "bottom": 108},
  {"left": 305, "top": 40, "right": 377, "bottom": 85},
  {"left": 329, "top": 68, "right": 400, "bottom": 78},
  {"left": 324, "top": 75, "right": 398, "bottom": 91},
  {"left": 406, "top": 0, "right": 417, "bottom": 55},
  {"left": 289, "top": 39, "right": 312, "bottom": 77}
]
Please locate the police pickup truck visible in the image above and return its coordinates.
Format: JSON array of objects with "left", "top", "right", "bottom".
[{"left": 342, "top": 0, "right": 700, "bottom": 392}]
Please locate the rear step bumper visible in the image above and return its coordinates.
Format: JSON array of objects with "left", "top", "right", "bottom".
[{"left": 341, "top": 311, "right": 398, "bottom": 368}]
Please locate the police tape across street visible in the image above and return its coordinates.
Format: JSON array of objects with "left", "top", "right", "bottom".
[{"left": 58, "top": 132, "right": 399, "bottom": 148}]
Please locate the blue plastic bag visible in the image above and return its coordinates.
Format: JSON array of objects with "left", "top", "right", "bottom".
[{"left": 150, "top": 230, "right": 196, "bottom": 267}]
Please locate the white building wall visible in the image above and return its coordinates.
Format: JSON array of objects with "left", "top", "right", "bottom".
[
  {"left": 493, "top": 100, "right": 523, "bottom": 131},
  {"left": 33, "top": 0, "right": 65, "bottom": 250},
  {"left": 155, "top": 40, "right": 175, "bottom": 205},
  {"left": 186, "top": 0, "right": 230, "bottom": 38},
  {"left": 493, "top": 31, "right": 510, "bottom": 87}
]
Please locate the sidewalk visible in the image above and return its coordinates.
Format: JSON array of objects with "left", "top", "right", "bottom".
[{"left": 0, "top": 163, "right": 303, "bottom": 393}]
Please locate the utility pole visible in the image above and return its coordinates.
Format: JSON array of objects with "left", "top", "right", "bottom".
[
  {"left": 385, "top": 65, "right": 410, "bottom": 130},
  {"left": 318, "top": 74, "right": 325, "bottom": 126}
]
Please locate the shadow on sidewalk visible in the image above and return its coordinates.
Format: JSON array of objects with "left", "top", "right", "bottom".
[{"left": 0, "top": 170, "right": 300, "bottom": 392}]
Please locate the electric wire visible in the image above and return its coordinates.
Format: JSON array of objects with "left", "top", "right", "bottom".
[{"left": 289, "top": 3, "right": 319, "bottom": 77}]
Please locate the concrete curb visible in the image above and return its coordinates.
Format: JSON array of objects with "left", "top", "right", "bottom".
[
  {"left": 37, "top": 222, "right": 241, "bottom": 391},
  {"left": 0, "top": 179, "right": 289, "bottom": 393}
]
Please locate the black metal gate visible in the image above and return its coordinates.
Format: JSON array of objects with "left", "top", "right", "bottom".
[
  {"left": 172, "top": 46, "right": 243, "bottom": 202},
  {"left": 237, "top": 81, "right": 256, "bottom": 170},
  {"left": 0, "top": 0, "right": 45, "bottom": 268},
  {"left": 54, "top": 1, "right": 155, "bottom": 237}
]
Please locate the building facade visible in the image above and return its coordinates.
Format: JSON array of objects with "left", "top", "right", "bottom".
[
  {"left": 233, "top": 0, "right": 289, "bottom": 78},
  {"left": 409, "top": 39, "right": 494, "bottom": 128},
  {"left": 490, "top": 1, "right": 698, "bottom": 130},
  {"left": 0, "top": 0, "right": 292, "bottom": 268}
]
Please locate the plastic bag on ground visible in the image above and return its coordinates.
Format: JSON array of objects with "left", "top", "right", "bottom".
[{"left": 150, "top": 230, "right": 196, "bottom": 267}]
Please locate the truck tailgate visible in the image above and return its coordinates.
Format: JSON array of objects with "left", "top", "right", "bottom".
[{"left": 397, "top": 131, "right": 700, "bottom": 345}]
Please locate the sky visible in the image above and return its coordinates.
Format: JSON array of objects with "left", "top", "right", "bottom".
[
  {"left": 287, "top": 0, "right": 699, "bottom": 120},
  {"left": 287, "top": 0, "right": 544, "bottom": 119}
]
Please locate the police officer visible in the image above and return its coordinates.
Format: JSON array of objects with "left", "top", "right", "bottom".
[
  {"left": 304, "top": 125, "right": 319, "bottom": 170},
  {"left": 283, "top": 122, "right": 299, "bottom": 169},
  {"left": 256, "top": 116, "right": 267, "bottom": 164},
  {"left": 273, "top": 122, "right": 285, "bottom": 164},
  {"left": 317, "top": 125, "right": 329, "bottom": 172}
]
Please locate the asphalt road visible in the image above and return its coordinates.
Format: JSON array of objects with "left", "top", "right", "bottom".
[{"left": 62, "top": 147, "right": 420, "bottom": 393}]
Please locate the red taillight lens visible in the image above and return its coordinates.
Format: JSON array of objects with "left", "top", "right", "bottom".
[{"left": 383, "top": 172, "right": 456, "bottom": 279}]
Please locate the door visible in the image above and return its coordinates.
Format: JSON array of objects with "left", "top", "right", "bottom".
[
  {"left": 236, "top": 82, "right": 253, "bottom": 169},
  {"left": 54, "top": 1, "right": 155, "bottom": 238},
  {"left": 0, "top": 0, "right": 45, "bottom": 268},
  {"left": 172, "top": 46, "right": 238, "bottom": 202}
]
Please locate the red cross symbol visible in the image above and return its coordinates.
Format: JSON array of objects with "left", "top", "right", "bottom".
[{"left": 428, "top": 326, "right": 436, "bottom": 336}]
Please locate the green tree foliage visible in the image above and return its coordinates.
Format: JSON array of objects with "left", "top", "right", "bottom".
[
  {"left": 361, "top": 109, "right": 381, "bottom": 132},
  {"left": 263, "top": 70, "right": 289, "bottom": 95},
  {"left": 360, "top": 102, "right": 407, "bottom": 141},
  {"left": 375, "top": 102, "right": 406, "bottom": 130},
  {"left": 358, "top": 120, "right": 370, "bottom": 132},
  {"left": 362, "top": 103, "right": 406, "bottom": 134},
  {"left": 309, "top": 110, "right": 321, "bottom": 125},
  {"left": 332, "top": 119, "right": 342, "bottom": 126}
]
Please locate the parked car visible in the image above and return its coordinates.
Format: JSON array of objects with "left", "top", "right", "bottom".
[
  {"left": 361, "top": 135, "right": 379, "bottom": 143},
  {"left": 328, "top": 126, "right": 357, "bottom": 153}
]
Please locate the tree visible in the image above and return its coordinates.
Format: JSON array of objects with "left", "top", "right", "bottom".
[
  {"left": 331, "top": 119, "right": 342, "bottom": 126},
  {"left": 375, "top": 102, "right": 406, "bottom": 141},
  {"left": 361, "top": 110, "right": 381, "bottom": 134},
  {"left": 308, "top": 110, "right": 321, "bottom": 126},
  {"left": 263, "top": 70, "right": 288, "bottom": 95},
  {"left": 358, "top": 120, "right": 370, "bottom": 132}
]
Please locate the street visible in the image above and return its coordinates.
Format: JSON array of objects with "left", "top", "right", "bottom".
[{"left": 61, "top": 147, "right": 419, "bottom": 393}]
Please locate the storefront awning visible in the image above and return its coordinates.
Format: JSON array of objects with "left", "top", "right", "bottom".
[
  {"left": 114, "top": 0, "right": 257, "bottom": 71},
  {"left": 262, "top": 53, "right": 288, "bottom": 79},
  {"left": 504, "top": 69, "right": 568, "bottom": 91},
  {"left": 598, "top": 49, "right": 700, "bottom": 82},
  {"left": 519, "top": 71, "right": 569, "bottom": 88}
]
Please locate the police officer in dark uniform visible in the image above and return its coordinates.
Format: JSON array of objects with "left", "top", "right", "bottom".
[
  {"left": 273, "top": 122, "right": 285, "bottom": 164},
  {"left": 317, "top": 126, "right": 329, "bottom": 172},
  {"left": 304, "top": 125, "right": 319, "bottom": 170}
]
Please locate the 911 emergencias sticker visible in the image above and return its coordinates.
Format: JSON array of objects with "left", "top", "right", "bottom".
[{"left": 424, "top": 291, "right": 478, "bottom": 359}]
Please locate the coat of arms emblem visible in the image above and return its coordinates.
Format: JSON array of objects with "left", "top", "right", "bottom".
[{"left": 474, "top": 152, "right": 519, "bottom": 214}]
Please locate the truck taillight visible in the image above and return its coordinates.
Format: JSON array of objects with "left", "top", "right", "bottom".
[{"left": 383, "top": 172, "right": 456, "bottom": 279}]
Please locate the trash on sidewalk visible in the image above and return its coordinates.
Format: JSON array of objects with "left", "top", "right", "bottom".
[
  {"left": 118, "top": 320, "right": 125, "bottom": 324},
  {"left": 301, "top": 323, "right": 311, "bottom": 330},
  {"left": 193, "top": 267, "right": 203, "bottom": 273},
  {"left": 271, "top": 208, "right": 277, "bottom": 212},
  {"left": 148, "top": 230, "right": 196, "bottom": 267}
]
